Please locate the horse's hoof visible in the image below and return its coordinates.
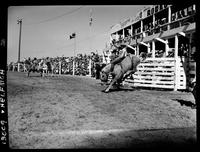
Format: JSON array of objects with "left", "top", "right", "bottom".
[{"left": 104, "top": 90, "right": 109, "bottom": 93}]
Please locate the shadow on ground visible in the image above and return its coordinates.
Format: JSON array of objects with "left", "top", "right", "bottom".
[
  {"left": 75, "top": 127, "right": 196, "bottom": 149},
  {"left": 101, "top": 85, "right": 142, "bottom": 93},
  {"left": 172, "top": 99, "right": 196, "bottom": 109}
]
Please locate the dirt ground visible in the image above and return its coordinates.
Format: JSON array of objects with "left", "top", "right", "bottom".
[{"left": 7, "top": 72, "right": 196, "bottom": 149}]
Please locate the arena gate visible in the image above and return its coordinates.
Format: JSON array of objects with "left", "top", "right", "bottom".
[{"left": 124, "top": 57, "right": 189, "bottom": 90}]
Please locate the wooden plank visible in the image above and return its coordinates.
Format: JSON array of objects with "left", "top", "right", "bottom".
[
  {"left": 134, "top": 75, "right": 174, "bottom": 79},
  {"left": 135, "top": 72, "right": 174, "bottom": 76},
  {"left": 133, "top": 83, "right": 174, "bottom": 89},
  {"left": 128, "top": 77, "right": 175, "bottom": 81},
  {"left": 125, "top": 79, "right": 174, "bottom": 85},
  {"left": 177, "top": 85, "right": 187, "bottom": 89},
  {"left": 137, "top": 67, "right": 175, "bottom": 71},
  {"left": 139, "top": 63, "right": 175, "bottom": 66},
  {"left": 143, "top": 58, "right": 175, "bottom": 61},
  {"left": 135, "top": 80, "right": 174, "bottom": 85},
  {"left": 133, "top": 77, "right": 174, "bottom": 81}
]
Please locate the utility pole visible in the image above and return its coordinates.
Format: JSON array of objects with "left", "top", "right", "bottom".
[{"left": 17, "top": 19, "right": 22, "bottom": 72}]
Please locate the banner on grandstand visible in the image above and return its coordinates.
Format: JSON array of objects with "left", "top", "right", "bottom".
[
  {"left": 120, "top": 18, "right": 131, "bottom": 28},
  {"left": 110, "top": 23, "right": 121, "bottom": 34}
]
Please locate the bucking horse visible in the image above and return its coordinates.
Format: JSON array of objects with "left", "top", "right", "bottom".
[{"left": 100, "top": 52, "right": 147, "bottom": 93}]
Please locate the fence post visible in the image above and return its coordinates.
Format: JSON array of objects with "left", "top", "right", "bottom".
[
  {"left": 152, "top": 40, "right": 155, "bottom": 58},
  {"left": 89, "top": 58, "right": 92, "bottom": 76},
  {"left": 59, "top": 61, "right": 61, "bottom": 75},
  {"left": 17, "top": 62, "right": 20, "bottom": 72},
  {"left": 23, "top": 63, "right": 26, "bottom": 72},
  {"left": 73, "top": 59, "right": 75, "bottom": 75},
  {"left": 174, "top": 34, "right": 179, "bottom": 91}
]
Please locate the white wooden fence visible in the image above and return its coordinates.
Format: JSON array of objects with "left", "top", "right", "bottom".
[
  {"left": 125, "top": 58, "right": 176, "bottom": 89},
  {"left": 123, "top": 57, "right": 196, "bottom": 90}
]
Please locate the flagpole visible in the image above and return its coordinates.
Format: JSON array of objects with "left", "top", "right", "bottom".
[
  {"left": 89, "top": 25, "right": 92, "bottom": 76},
  {"left": 69, "top": 32, "right": 76, "bottom": 76},
  {"left": 89, "top": 8, "right": 92, "bottom": 77},
  {"left": 73, "top": 33, "right": 76, "bottom": 76},
  {"left": 17, "top": 18, "right": 22, "bottom": 72}
]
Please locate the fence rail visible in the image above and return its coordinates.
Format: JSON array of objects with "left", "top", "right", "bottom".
[{"left": 9, "top": 57, "right": 195, "bottom": 91}]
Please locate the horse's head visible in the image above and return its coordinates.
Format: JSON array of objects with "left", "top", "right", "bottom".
[
  {"left": 100, "top": 71, "right": 109, "bottom": 82},
  {"left": 100, "top": 64, "right": 111, "bottom": 82}
]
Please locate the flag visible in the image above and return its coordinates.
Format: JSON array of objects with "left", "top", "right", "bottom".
[
  {"left": 89, "top": 18, "right": 93, "bottom": 26},
  {"left": 89, "top": 9, "right": 93, "bottom": 26},
  {"left": 69, "top": 33, "right": 76, "bottom": 39}
]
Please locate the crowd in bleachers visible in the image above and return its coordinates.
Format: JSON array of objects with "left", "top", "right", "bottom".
[
  {"left": 7, "top": 52, "right": 104, "bottom": 78},
  {"left": 110, "top": 4, "right": 196, "bottom": 50}
]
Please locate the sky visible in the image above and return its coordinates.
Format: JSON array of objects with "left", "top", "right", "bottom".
[{"left": 7, "top": 5, "right": 146, "bottom": 63}]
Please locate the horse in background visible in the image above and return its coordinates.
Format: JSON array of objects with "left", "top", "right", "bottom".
[
  {"left": 24, "top": 58, "right": 43, "bottom": 77},
  {"left": 42, "top": 58, "right": 57, "bottom": 77}
]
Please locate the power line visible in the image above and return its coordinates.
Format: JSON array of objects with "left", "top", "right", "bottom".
[{"left": 25, "top": 6, "right": 84, "bottom": 25}]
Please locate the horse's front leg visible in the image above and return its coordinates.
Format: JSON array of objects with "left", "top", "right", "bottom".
[
  {"left": 104, "top": 72, "right": 123, "bottom": 93},
  {"left": 104, "top": 78, "right": 117, "bottom": 93}
]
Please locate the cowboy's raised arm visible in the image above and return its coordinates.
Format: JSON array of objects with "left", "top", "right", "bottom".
[{"left": 120, "top": 47, "right": 127, "bottom": 57}]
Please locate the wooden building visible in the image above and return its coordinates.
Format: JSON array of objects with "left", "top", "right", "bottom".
[{"left": 106, "top": 4, "right": 196, "bottom": 91}]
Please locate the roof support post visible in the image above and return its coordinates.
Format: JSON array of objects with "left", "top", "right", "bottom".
[
  {"left": 168, "top": 6, "right": 171, "bottom": 30},
  {"left": 147, "top": 43, "right": 151, "bottom": 53},
  {"left": 152, "top": 40, "right": 155, "bottom": 58},
  {"left": 174, "top": 34, "right": 179, "bottom": 91},
  {"left": 165, "top": 39, "right": 169, "bottom": 57}
]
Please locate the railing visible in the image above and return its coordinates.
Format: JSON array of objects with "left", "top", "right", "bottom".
[
  {"left": 123, "top": 56, "right": 196, "bottom": 90},
  {"left": 115, "top": 13, "right": 196, "bottom": 44}
]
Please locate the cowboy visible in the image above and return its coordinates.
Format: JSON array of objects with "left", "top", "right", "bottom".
[
  {"left": 109, "top": 43, "right": 126, "bottom": 73},
  {"left": 110, "top": 43, "right": 146, "bottom": 75}
]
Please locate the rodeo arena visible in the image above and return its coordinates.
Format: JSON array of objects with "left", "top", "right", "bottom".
[{"left": 7, "top": 5, "right": 197, "bottom": 149}]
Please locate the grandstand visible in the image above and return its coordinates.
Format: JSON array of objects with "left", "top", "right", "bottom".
[{"left": 105, "top": 4, "right": 196, "bottom": 91}]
